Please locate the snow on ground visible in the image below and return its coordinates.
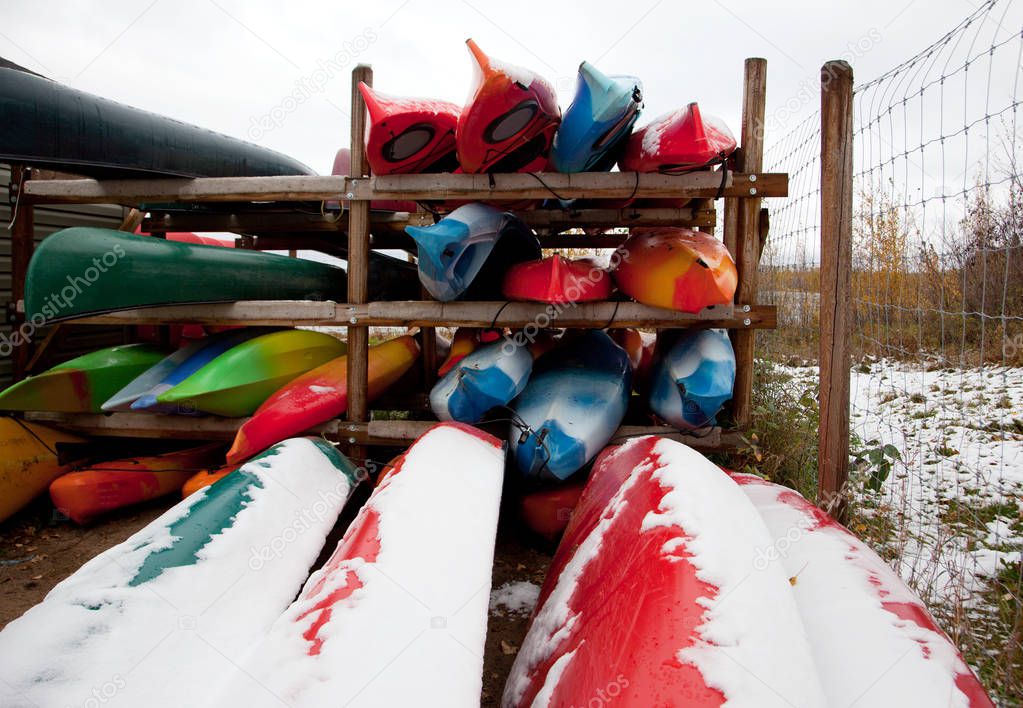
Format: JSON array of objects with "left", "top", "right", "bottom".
[{"left": 489, "top": 581, "right": 540, "bottom": 617}]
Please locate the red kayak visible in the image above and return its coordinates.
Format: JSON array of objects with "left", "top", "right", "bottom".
[
  {"left": 134, "top": 226, "right": 235, "bottom": 248},
  {"left": 619, "top": 102, "right": 736, "bottom": 173},
  {"left": 49, "top": 443, "right": 225, "bottom": 524},
  {"left": 358, "top": 83, "right": 460, "bottom": 175},
  {"left": 520, "top": 482, "right": 585, "bottom": 541},
  {"left": 456, "top": 39, "right": 560, "bottom": 173},
  {"left": 502, "top": 254, "right": 612, "bottom": 304},
  {"left": 227, "top": 335, "right": 420, "bottom": 464}
]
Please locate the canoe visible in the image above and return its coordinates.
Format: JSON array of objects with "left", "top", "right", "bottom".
[
  {"left": 437, "top": 327, "right": 481, "bottom": 376},
  {"left": 612, "top": 227, "right": 737, "bottom": 313},
  {"left": 214, "top": 423, "right": 504, "bottom": 707},
  {"left": 648, "top": 329, "right": 735, "bottom": 430},
  {"left": 49, "top": 443, "right": 226, "bottom": 524},
  {"left": 504, "top": 437, "right": 826, "bottom": 707},
  {"left": 456, "top": 39, "right": 560, "bottom": 173},
  {"left": 733, "top": 473, "right": 994, "bottom": 707},
  {"left": 0, "top": 66, "right": 314, "bottom": 179},
  {"left": 130, "top": 329, "right": 268, "bottom": 414},
  {"left": 502, "top": 254, "right": 611, "bottom": 304},
  {"left": 0, "top": 343, "right": 167, "bottom": 412},
  {"left": 510, "top": 330, "right": 631, "bottom": 480},
  {"left": 24, "top": 228, "right": 346, "bottom": 323},
  {"left": 551, "top": 61, "right": 642, "bottom": 173},
  {"left": 619, "top": 102, "right": 737, "bottom": 173},
  {"left": 156, "top": 330, "right": 347, "bottom": 417},
  {"left": 182, "top": 464, "right": 237, "bottom": 497},
  {"left": 519, "top": 482, "right": 585, "bottom": 541},
  {"left": 0, "top": 438, "right": 360, "bottom": 708},
  {"left": 358, "top": 82, "right": 460, "bottom": 174},
  {"left": 405, "top": 202, "right": 541, "bottom": 301},
  {"left": 430, "top": 339, "right": 533, "bottom": 423},
  {"left": 609, "top": 327, "right": 656, "bottom": 392},
  {"left": 0, "top": 418, "right": 84, "bottom": 522},
  {"left": 227, "top": 335, "right": 421, "bottom": 463}
]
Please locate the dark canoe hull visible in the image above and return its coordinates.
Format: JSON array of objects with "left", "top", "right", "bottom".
[{"left": 0, "top": 67, "right": 314, "bottom": 178}]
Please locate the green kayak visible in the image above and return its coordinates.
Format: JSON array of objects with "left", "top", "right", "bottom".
[
  {"left": 155, "top": 330, "right": 346, "bottom": 416},
  {"left": 0, "top": 344, "right": 167, "bottom": 412}
]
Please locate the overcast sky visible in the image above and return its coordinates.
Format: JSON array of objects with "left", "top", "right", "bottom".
[{"left": 0, "top": 0, "right": 1003, "bottom": 175}]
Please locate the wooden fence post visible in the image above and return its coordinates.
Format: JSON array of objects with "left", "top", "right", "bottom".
[
  {"left": 818, "top": 60, "right": 854, "bottom": 520},
  {"left": 10, "top": 165, "right": 34, "bottom": 382}
]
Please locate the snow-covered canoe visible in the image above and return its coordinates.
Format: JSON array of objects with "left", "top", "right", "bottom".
[{"left": 0, "top": 438, "right": 360, "bottom": 708}]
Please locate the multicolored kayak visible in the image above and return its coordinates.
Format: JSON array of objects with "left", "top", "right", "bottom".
[
  {"left": 49, "top": 443, "right": 226, "bottom": 524},
  {"left": 155, "top": 330, "right": 347, "bottom": 417},
  {"left": 456, "top": 39, "right": 560, "bottom": 173},
  {"left": 613, "top": 227, "right": 737, "bottom": 313},
  {"left": 214, "top": 423, "right": 504, "bottom": 707},
  {"left": 510, "top": 330, "right": 631, "bottom": 480},
  {"left": 0, "top": 418, "right": 84, "bottom": 522},
  {"left": 619, "top": 102, "right": 737, "bottom": 172},
  {"left": 358, "top": 82, "right": 460, "bottom": 174},
  {"left": 129, "top": 329, "right": 268, "bottom": 414},
  {"left": 438, "top": 327, "right": 482, "bottom": 376},
  {"left": 430, "top": 339, "right": 532, "bottom": 423},
  {"left": 0, "top": 438, "right": 360, "bottom": 708},
  {"left": 649, "top": 329, "right": 735, "bottom": 430},
  {"left": 505, "top": 437, "right": 827, "bottom": 707},
  {"left": 519, "top": 481, "right": 585, "bottom": 542},
  {"left": 502, "top": 254, "right": 611, "bottom": 304},
  {"left": 226, "top": 335, "right": 421, "bottom": 464},
  {"left": 733, "top": 473, "right": 993, "bottom": 707},
  {"left": 609, "top": 327, "right": 656, "bottom": 392},
  {"left": 551, "top": 61, "right": 642, "bottom": 173},
  {"left": 0, "top": 343, "right": 166, "bottom": 412},
  {"left": 405, "top": 202, "right": 541, "bottom": 301}
]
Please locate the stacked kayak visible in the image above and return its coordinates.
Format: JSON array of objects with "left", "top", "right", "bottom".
[
  {"left": 182, "top": 464, "right": 237, "bottom": 497},
  {"left": 0, "top": 418, "right": 84, "bottom": 522},
  {"left": 437, "top": 327, "right": 483, "bottom": 376},
  {"left": 502, "top": 254, "right": 612, "bottom": 304},
  {"left": 620, "top": 102, "right": 737, "bottom": 172},
  {"left": 430, "top": 339, "right": 532, "bottom": 423},
  {"left": 648, "top": 329, "right": 736, "bottom": 430},
  {"left": 359, "top": 82, "right": 460, "bottom": 174},
  {"left": 609, "top": 327, "right": 656, "bottom": 391}
]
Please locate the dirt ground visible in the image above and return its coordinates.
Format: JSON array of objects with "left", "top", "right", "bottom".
[{"left": 0, "top": 488, "right": 553, "bottom": 706}]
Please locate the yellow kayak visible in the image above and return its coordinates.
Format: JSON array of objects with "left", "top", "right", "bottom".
[{"left": 0, "top": 418, "right": 85, "bottom": 522}]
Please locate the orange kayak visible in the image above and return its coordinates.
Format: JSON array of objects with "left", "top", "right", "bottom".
[
  {"left": 50, "top": 443, "right": 225, "bottom": 524},
  {"left": 437, "top": 328, "right": 481, "bottom": 377},
  {"left": 181, "top": 463, "right": 238, "bottom": 497}
]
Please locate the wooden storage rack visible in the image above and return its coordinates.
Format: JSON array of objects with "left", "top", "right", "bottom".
[{"left": 9, "top": 59, "right": 784, "bottom": 457}]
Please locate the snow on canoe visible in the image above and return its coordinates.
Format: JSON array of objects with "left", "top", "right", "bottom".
[
  {"left": 504, "top": 436, "right": 826, "bottom": 707},
  {"left": 430, "top": 339, "right": 532, "bottom": 423},
  {"left": 502, "top": 254, "right": 612, "bottom": 304},
  {"left": 0, "top": 438, "right": 360, "bottom": 708},
  {"left": 213, "top": 423, "right": 505, "bottom": 707},
  {"left": 733, "top": 473, "right": 994, "bottom": 707},
  {"left": 358, "top": 82, "right": 460, "bottom": 174},
  {"left": 0, "top": 418, "right": 84, "bottom": 522},
  {"left": 649, "top": 329, "right": 736, "bottom": 431},
  {"left": 619, "top": 102, "right": 736, "bottom": 173}
]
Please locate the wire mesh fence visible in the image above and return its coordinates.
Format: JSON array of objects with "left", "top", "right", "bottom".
[{"left": 760, "top": 0, "right": 1022, "bottom": 699}]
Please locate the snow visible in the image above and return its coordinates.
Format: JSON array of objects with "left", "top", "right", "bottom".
[
  {"left": 213, "top": 423, "right": 505, "bottom": 707},
  {"left": 0, "top": 438, "right": 357, "bottom": 708},
  {"left": 490, "top": 581, "right": 541, "bottom": 617}
]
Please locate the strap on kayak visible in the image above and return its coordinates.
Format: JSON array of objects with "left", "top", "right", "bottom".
[{"left": 523, "top": 172, "right": 570, "bottom": 202}]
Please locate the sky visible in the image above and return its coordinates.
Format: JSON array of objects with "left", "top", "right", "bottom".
[{"left": 0, "top": 0, "right": 1002, "bottom": 175}]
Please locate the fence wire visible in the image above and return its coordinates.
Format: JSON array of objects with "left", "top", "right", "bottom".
[{"left": 761, "top": 1, "right": 1023, "bottom": 699}]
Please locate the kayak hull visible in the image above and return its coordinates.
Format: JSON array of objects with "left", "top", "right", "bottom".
[
  {"left": 359, "top": 83, "right": 460, "bottom": 175},
  {"left": 0, "top": 419, "right": 84, "bottom": 522},
  {"left": 502, "top": 255, "right": 611, "bottom": 304},
  {"left": 620, "top": 102, "right": 736, "bottom": 172},
  {"left": 430, "top": 340, "right": 533, "bottom": 423},
  {"left": 519, "top": 482, "right": 585, "bottom": 541},
  {"left": 182, "top": 464, "right": 237, "bottom": 497},
  {"left": 648, "top": 329, "right": 736, "bottom": 430}
]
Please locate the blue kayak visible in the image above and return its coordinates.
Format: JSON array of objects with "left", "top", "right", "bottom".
[
  {"left": 510, "top": 330, "right": 631, "bottom": 481},
  {"left": 648, "top": 329, "right": 735, "bottom": 430},
  {"left": 430, "top": 340, "right": 533, "bottom": 423},
  {"left": 130, "top": 329, "right": 267, "bottom": 414},
  {"left": 102, "top": 338, "right": 212, "bottom": 412},
  {"left": 550, "top": 61, "right": 643, "bottom": 173}
]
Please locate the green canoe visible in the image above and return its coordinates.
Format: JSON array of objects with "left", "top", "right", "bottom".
[
  {"left": 0, "top": 344, "right": 167, "bottom": 412},
  {"left": 155, "top": 330, "right": 346, "bottom": 417}
]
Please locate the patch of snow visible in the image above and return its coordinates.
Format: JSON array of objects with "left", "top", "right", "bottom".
[{"left": 490, "top": 581, "right": 541, "bottom": 617}]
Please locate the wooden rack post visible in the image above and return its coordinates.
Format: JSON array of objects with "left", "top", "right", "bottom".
[
  {"left": 9, "top": 165, "right": 34, "bottom": 382},
  {"left": 818, "top": 60, "right": 854, "bottom": 521}
]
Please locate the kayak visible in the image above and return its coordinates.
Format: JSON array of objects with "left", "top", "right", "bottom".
[
  {"left": 619, "top": 102, "right": 737, "bottom": 173},
  {"left": 501, "top": 254, "right": 612, "bottom": 304},
  {"left": 156, "top": 330, "right": 347, "bottom": 417},
  {"left": 456, "top": 39, "right": 560, "bottom": 173},
  {"left": 504, "top": 437, "right": 827, "bottom": 707},
  {"left": 612, "top": 227, "right": 737, "bottom": 313},
  {"left": 0, "top": 66, "right": 314, "bottom": 179},
  {"left": 0, "top": 438, "right": 360, "bottom": 708},
  {"left": 182, "top": 464, "right": 237, "bottom": 497},
  {"left": 0, "top": 418, "right": 84, "bottom": 522},
  {"left": 510, "top": 330, "right": 631, "bottom": 480},
  {"left": 214, "top": 423, "right": 504, "bottom": 707},
  {"left": 608, "top": 328, "right": 656, "bottom": 392},
  {"left": 49, "top": 443, "right": 226, "bottom": 524},
  {"left": 733, "top": 473, "right": 993, "bottom": 707},
  {"left": 648, "top": 329, "right": 735, "bottom": 430},
  {"left": 25, "top": 228, "right": 347, "bottom": 323},
  {"left": 519, "top": 482, "right": 585, "bottom": 541},
  {"left": 405, "top": 202, "right": 541, "bottom": 301},
  {"left": 130, "top": 329, "right": 268, "bottom": 414},
  {"left": 430, "top": 339, "right": 533, "bottom": 423},
  {"left": 104, "top": 336, "right": 229, "bottom": 411},
  {"left": 437, "top": 327, "right": 482, "bottom": 376},
  {"left": 551, "top": 61, "right": 642, "bottom": 173},
  {"left": 0, "top": 343, "right": 166, "bottom": 412},
  {"left": 358, "top": 82, "right": 460, "bottom": 174},
  {"left": 226, "top": 335, "right": 421, "bottom": 463}
]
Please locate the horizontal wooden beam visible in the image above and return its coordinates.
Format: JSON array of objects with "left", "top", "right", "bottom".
[
  {"left": 24, "top": 172, "right": 786, "bottom": 205},
  {"left": 68, "top": 300, "right": 775, "bottom": 329}
]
